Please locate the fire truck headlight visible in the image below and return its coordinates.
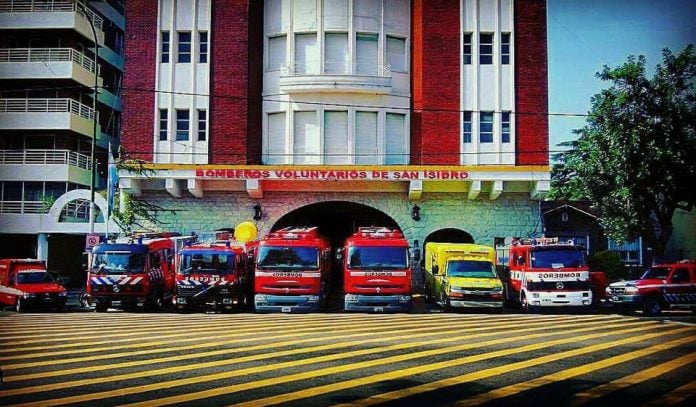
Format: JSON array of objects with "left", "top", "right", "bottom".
[
  {"left": 583, "top": 300, "right": 591, "bottom": 305},
  {"left": 345, "top": 294, "right": 359, "bottom": 302},
  {"left": 399, "top": 295, "right": 412, "bottom": 302},
  {"left": 176, "top": 297, "right": 187, "bottom": 304},
  {"left": 605, "top": 287, "right": 612, "bottom": 294},
  {"left": 451, "top": 286, "right": 462, "bottom": 291},
  {"left": 256, "top": 294, "right": 267, "bottom": 301},
  {"left": 532, "top": 293, "right": 540, "bottom": 299},
  {"left": 23, "top": 293, "right": 36, "bottom": 299},
  {"left": 582, "top": 292, "right": 589, "bottom": 297},
  {"left": 222, "top": 298, "right": 233, "bottom": 304},
  {"left": 58, "top": 291, "right": 68, "bottom": 297}
]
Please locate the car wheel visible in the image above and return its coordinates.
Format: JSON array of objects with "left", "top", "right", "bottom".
[{"left": 642, "top": 297, "right": 662, "bottom": 316}]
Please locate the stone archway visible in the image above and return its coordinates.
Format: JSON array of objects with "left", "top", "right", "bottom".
[{"left": 423, "top": 228, "right": 474, "bottom": 246}]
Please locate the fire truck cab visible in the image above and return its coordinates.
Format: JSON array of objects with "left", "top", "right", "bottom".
[
  {"left": 340, "top": 227, "right": 412, "bottom": 312},
  {"left": 496, "top": 237, "right": 599, "bottom": 312},
  {"left": 174, "top": 230, "right": 252, "bottom": 313},
  {"left": 87, "top": 232, "right": 193, "bottom": 312},
  {"left": 253, "top": 227, "right": 332, "bottom": 313},
  {"left": 0, "top": 259, "right": 67, "bottom": 312},
  {"left": 607, "top": 259, "right": 696, "bottom": 316}
]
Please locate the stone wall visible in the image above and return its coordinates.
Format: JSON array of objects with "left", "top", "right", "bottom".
[{"left": 133, "top": 191, "right": 541, "bottom": 246}]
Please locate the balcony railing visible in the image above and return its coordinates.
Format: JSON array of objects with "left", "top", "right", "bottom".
[
  {"left": 0, "top": 149, "right": 92, "bottom": 170},
  {"left": 0, "top": 199, "right": 91, "bottom": 218},
  {"left": 0, "top": 47, "right": 97, "bottom": 72},
  {"left": 0, "top": 98, "right": 95, "bottom": 121},
  {"left": 281, "top": 61, "right": 392, "bottom": 77},
  {"left": 0, "top": 0, "right": 103, "bottom": 30}
]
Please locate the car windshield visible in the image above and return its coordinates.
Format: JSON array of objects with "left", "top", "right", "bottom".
[
  {"left": 347, "top": 246, "right": 408, "bottom": 269},
  {"left": 447, "top": 260, "right": 496, "bottom": 278},
  {"left": 530, "top": 247, "right": 585, "bottom": 268},
  {"left": 641, "top": 266, "right": 670, "bottom": 280},
  {"left": 181, "top": 252, "right": 234, "bottom": 275},
  {"left": 16, "top": 271, "right": 55, "bottom": 284},
  {"left": 93, "top": 252, "right": 146, "bottom": 274},
  {"left": 257, "top": 246, "right": 319, "bottom": 270}
]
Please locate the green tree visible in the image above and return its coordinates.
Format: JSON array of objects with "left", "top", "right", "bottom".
[{"left": 551, "top": 45, "right": 696, "bottom": 260}]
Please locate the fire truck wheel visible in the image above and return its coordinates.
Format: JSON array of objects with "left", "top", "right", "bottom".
[
  {"left": 95, "top": 302, "right": 109, "bottom": 312},
  {"left": 15, "top": 298, "right": 24, "bottom": 313},
  {"left": 153, "top": 295, "right": 164, "bottom": 312},
  {"left": 424, "top": 284, "right": 433, "bottom": 303},
  {"left": 642, "top": 297, "right": 662, "bottom": 316}
]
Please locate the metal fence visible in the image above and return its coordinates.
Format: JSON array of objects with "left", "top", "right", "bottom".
[
  {"left": 0, "top": 149, "right": 92, "bottom": 170},
  {"left": 0, "top": 98, "right": 95, "bottom": 121},
  {"left": 0, "top": 47, "right": 96, "bottom": 72},
  {"left": 0, "top": 0, "right": 103, "bottom": 30}
]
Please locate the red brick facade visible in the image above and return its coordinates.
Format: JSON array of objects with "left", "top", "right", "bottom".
[
  {"left": 121, "top": 1, "right": 157, "bottom": 161},
  {"left": 210, "top": 0, "right": 256, "bottom": 164},
  {"left": 514, "top": 0, "right": 549, "bottom": 165},
  {"left": 411, "top": 0, "right": 461, "bottom": 165}
]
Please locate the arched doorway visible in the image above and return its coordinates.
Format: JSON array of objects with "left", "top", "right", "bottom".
[
  {"left": 423, "top": 228, "right": 474, "bottom": 246},
  {"left": 272, "top": 201, "right": 399, "bottom": 248}
]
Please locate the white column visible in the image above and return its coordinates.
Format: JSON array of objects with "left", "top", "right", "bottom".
[{"left": 37, "top": 233, "right": 49, "bottom": 261}]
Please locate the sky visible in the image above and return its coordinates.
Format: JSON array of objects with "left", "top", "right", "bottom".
[{"left": 546, "top": 0, "right": 696, "bottom": 153}]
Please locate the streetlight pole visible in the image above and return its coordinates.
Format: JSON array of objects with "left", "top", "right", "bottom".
[{"left": 84, "top": 0, "right": 99, "bottom": 234}]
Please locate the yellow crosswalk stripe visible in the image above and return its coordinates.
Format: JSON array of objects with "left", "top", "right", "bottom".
[
  {"left": 456, "top": 340, "right": 696, "bottom": 406},
  {"left": 4, "top": 319, "right": 648, "bottom": 407},
  {"left": 569, "top": 351, "right": 696, "bottom": 405},
  {"left": 641, "top": 379, "right": 696, "bottom": 406},
  {"left": 250, "top": 326, "right": 694, "bottom": 407}
]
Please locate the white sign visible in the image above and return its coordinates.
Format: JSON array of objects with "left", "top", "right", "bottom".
[{"left": 86, "top": 233, "right": 100, "bottom": 250}]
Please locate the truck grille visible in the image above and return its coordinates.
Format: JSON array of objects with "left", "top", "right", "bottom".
[{"left": 527, "top": 281, "right": 591, "bottom": 291}]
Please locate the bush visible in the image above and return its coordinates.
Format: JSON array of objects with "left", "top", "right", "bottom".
[{"left": 588, "top": 251, "right": 626, "bottom": 281}]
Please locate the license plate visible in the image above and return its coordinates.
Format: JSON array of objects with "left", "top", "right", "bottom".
[
  {"left": 373, "top": 307, "right": 384, "bottom": 312},
  {"left": 281, "top": 306, "right": 291, "bottom": 313}
]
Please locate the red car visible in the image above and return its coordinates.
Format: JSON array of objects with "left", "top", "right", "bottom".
[{"left": 0, "top": 259, "right": 67, "bottom": 312}]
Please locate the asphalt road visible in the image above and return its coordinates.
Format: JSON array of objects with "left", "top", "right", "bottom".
[{"left": 0, "top": 301, "right": 695, "bottom": 406}]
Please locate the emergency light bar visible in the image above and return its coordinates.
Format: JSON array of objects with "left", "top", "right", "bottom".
[{"left": 357, "top": 227, "right": 403, "bottom": 238}]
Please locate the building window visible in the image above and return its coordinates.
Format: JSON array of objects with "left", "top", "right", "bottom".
[
  {"left": 480, "top": 111, "right": 493, "bottom": 143},
  {"left": 355, "top": 111, "right": 378, "bottom": 164},
  {"left": 175, "top": 109, "right": 189, "bottom": 141},
  {"left": 295, "top": 33, "right": 318, "bottom": 74},
  {"left": 268, "top": 35, "right": 286, "bottom": 71},
  {"left": 293, "top": 111, "right": 320, "bottom": 164},
  {"left": 386, "top": 113, "right": 407, "bottom": 164},
  {"left": 463, "top": 111, "right": 472, "bottom": 143},
  {"left": 387, "top": 36, "right": 406, "bottom": 72},
  {"left": 356, "top": 33, "right": 378, "bottom": 75},
  {"left": 501, "top": 33, "right": 510, "bottom": 65},
  {"left": 178, "top": 32, "right": 191, "bottom": 63},
  {"left": 267, "top": 112, "right": 286, "bottom": 164},
  {"left": 161, "top": 32, "right": 170, "bottom": 63},
  {"left": 159, "top": 109, "right": 168, "bottom": 141},
  {"left": 199, "top": 32, "right": 208, "bottom": 63},
  {"left": 463, "top": 33, "right": 472, "bottom": 65},
  {"left": 324, "top": 110, "right": 349, "bottom": 164},
  {"left": 197, "top": 109, "right": 207, "bottom": 141},
  {"left": 325, "top": 33, "right": 348, "bottom": 74},
  {"left": 501, "top": 111, "right": 511, "bottom": 143},
  {"left": 480, "top": 33, "right": 493, "bottom": 65}
]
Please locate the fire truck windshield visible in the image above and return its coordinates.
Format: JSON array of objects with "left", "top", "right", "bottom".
[
  {"left": 641, "top": 266, "right": 670, "bottom": 280},
  {"left": 530, "top": 247, "right": 585, "bottom": 268},
  {"left": 347, "top": 246, "right": 408, "bottom": 269},
  {"left": 93, "top": 252, "right": 145, "bottom": 274},
  {"left": 257, "top": 246, "right": 319, "bottom": 270},
  {"left": 446, "top": 260, "right": 496, "bottom": 278},
  {"left": 181, "top": 252, "right": 235, "bottom": 275},
  {"left": 16, "top": 271, "right": 55, "bottom": 284}
]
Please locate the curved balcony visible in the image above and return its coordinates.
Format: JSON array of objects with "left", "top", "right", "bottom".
[{"left": 279, "top": 61, "right": 392, "bottom": 94}]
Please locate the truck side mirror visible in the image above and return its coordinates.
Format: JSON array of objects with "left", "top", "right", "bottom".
[
  {"left": 336, "top": 248, "right": 344, "bottom": 261},
  {"left": 432, "top": 265, "right": 439, "bottom": 275}
]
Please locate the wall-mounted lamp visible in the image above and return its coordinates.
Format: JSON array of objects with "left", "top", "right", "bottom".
[
  {"left": 411, "top": 204, "right": 421, "bottom": 221},
  {"left": 253, "top": 203, "right": 263, "bottom": 221}
]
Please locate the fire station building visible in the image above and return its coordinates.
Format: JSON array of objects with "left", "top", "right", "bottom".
[{"left": 119, "top": 0, "right": 550, "bottom": 249}]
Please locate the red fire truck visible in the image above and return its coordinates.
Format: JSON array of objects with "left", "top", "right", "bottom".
[
  {"left": 340, "top": 227, "right": 412, "bottom": 312},
  {"left": 0, "top": 259, "right": 67, "bottom": 312},
  {"left": 87, "top": 233, "right": 193, "bottom": 312},
  {"left": 252, "top": 227, "right": 332, "bottom": 313},
  {"left": 606, "top": 259, "right": 696, "bottom": 316},
  {"left": 174, "top": 231, "right": 252, "bottom": 313},
  {"left": 496, "top": 237, "right": 604, "bottom": 312}
]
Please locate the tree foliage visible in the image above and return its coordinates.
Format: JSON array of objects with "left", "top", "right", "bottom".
[{"left": 551, "top": 45, "right": 696, "bottom": 259}]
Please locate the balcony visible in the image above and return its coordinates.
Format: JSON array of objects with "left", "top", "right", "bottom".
[
  {"left": 0, "top": 149, "right": 93, "bottom": 185},
  {"left": 279, "top": 61, "right": 392, "bottom": 94},
  {"left": 0, "top": 0, "right": 105, "bottom": 45},
  {"left": 0, "top": 98, "right": 101, "bottom": 139},
  {"left": 0, "top": 48, "right": 102, "bottom": 88}
]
